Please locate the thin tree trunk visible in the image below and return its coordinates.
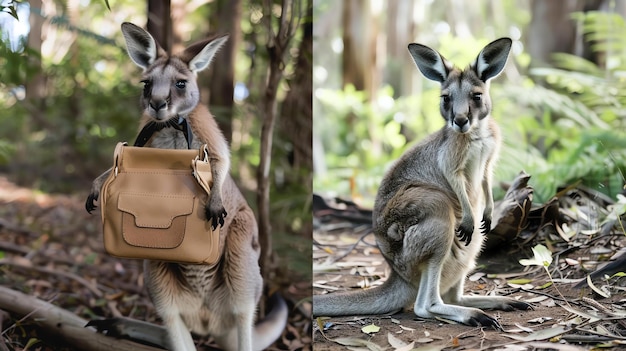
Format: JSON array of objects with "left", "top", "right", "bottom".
[
  {"left": 208, "top": 0, "right": 242, "bottom": 143},
  {"left": 341, "top": 0, "right": 375, "bottom": 100},
  {"left": 170, "top": 0, "right": 190, "bottom": 53},
  {"left": 527, "top": 0, "right": 584, "bottom": 68},
  {"left": 147, "top": 0, "right": 172, "bottom": 52},
  {"left": 279, "top": 0, "right": 312, "bottom": 238},
  {"left": 257, "top": 0, "right": 297, "bottom": 279}
]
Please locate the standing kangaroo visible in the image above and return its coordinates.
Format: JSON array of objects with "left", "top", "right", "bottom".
[
  {"left": 313, "top": 38, "right": 530, "bottom": 329},
  {"left": 86, "top": 23, "right": 287, "bottom": 351}
]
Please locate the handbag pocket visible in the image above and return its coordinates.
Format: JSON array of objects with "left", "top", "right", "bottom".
[{"left": 118, "top": 192, "right": 195, "bottom": 249}]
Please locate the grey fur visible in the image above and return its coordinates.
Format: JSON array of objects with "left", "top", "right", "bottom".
[
  {"left": 313, "top": 38, "right": 529, "bottom": 329},
  {"left": 87, "top": 22, "right": 287, "bottom": 350}
]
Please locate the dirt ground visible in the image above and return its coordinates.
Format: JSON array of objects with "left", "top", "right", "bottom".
[
  {"left": 0, "top": 176, "right": 312, "bottom": 350},
  {"left": 312, "top": 203, "right": 626, "bottom": 351}
]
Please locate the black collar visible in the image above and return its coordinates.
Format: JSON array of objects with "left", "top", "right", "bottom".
[{"left": 133, "top": 116, "right": 193, "bottom": 149}]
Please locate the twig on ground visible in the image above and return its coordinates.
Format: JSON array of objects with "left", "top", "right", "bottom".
[
  {"left": 520, "top": 287, "right": 583, "bottom": 306},
  {"left": 560, "top": 334, "right": 615, "bottom": 343},
  {"left": 0, "top": 242, "right": 30, "bottom": 255},
  {"left": 0, "top": 286, "right": 162, "bottom": 351},
  {"left": 0, "top": 260, "right": 122, "bottom": 317},
  {"left": 329, "top": 230, "right": 374, "bottom": 263}
]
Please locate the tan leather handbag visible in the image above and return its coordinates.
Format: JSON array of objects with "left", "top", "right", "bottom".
[{"left": 99, "top": 142, "right": 220, "bottom": 264}]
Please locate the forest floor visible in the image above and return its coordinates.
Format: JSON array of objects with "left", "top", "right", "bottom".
[
  {"left": 0, "top": 175, "right": 312, "bottom": 351},
  {"left": 312, "top": 192, "right": 626, "bottom": 351}
]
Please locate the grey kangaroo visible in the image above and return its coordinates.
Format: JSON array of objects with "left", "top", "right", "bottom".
[
  {"left": 86, "top": 23, "right": 287, "bottom": 350},
  {"left": 313, "top": 38, "right": 530, "bottom": 329}
]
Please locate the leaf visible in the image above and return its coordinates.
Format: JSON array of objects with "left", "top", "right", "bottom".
[
  {"left": 399, "top": 325, "right": 415, "bottom": 331},
  {"left": 528, "top": 316, "right": 552, "bottom": 324},
  {"left": 560, "top": 303, "right": 601, "bottom": 323},
  {"left": 361, "top": 323, "right": 381, "bottom": 334},
  {"left": 23, "top": 338, "right": 40, "bottom": 350},
  {"left": 316, "top": 317, "right": 326, "bottom": 331},
  {"left": 537, "top": 281, "right": 553, "bottom": 289},
  {"left": 514, "top": 323, "right": 534, "bottom": 333},
  {"left": 503, "top": 325, "right": 569, "bottom": 341},
  {"left": 519, "top": 244, "right": 553, "bottom": 268},
  {"left": 508, "top": 278, "right": 533, "bottom": 285},
  {"left": 333, "top": 337, "right": 385, "bottom": 351},
  {"left": 586, "top": 274, "right": 610, "bottom": 298},
  {"left": 387, "top": 333, "right": 415, "bottom": 351},
  {"left": 416, "top": 338, "right": 434, "bottom": 343}
]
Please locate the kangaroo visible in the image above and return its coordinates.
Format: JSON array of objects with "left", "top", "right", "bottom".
[
  {"left": 85, "top": 22, "right": 287, "bottom": 351},
  {"left": 313, "top": 38, "right": 530, "bottom": 329}
]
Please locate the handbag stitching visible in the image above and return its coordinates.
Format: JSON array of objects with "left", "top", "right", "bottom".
[{"left": 121, "top": 213, "right": 187, "bottom": 249}]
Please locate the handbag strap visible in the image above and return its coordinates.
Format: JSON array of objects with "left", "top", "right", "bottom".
[{"left": 134, "top": 116, "right": 193, "bottom": 149}]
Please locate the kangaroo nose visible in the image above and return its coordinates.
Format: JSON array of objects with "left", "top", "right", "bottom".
[
  {"left": 454, "top": 116, "right": 468, "bottom": 127},
  {"left": 150, "top": 100, "right": 167, "bottom": 111}
]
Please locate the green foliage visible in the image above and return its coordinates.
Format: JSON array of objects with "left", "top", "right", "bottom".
[
  {"left": 316, "top": 12, "right": 625, "bottom": 206},
  {"left": 0, "top": 12, "right": 138, "bottom": 192},
  {"left": 315, "top": 84, "right": 444, "bottom": 204},
  {"left": 496, "top": 11, "right": 626, "bottom": 203},
  {"left": 572, "top": 11, "right": 626, "bottom": 58}
]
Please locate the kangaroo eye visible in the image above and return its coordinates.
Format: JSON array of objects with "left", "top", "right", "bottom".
[
  {"left": 141, "top": 80, "right": 151, "bottom": 89},
  {"left": 441, "top": 95, "right": 450, "bottom": 104},
  {"left": 175, "top": 80, "right": 187, "bottom": 89},
  {"left": 472, "top": 93, "right": 482, "bottom": 102}
]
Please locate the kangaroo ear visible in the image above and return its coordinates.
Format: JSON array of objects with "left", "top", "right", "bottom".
[
  {"left": 472, "top": 38, "right": 512, "bottom": 82},
  {"left": 121, "top": 22, "right": 164, "bottom": 70},
  {"left": 408, "top": 43, "right": 453, "bottom": 83},
  {"left": 181, "top": 35, "right": 229, "bottom": 73}
]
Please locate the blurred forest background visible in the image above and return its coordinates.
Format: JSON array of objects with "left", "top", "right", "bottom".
[
  {"left": 0, "top": 0, "right": 312, "bottom": 277},
  {"left": 313, "top": 0, "right": 626, "bottom": 207}
]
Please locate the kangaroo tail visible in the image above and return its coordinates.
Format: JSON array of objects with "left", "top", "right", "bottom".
[
  {"left": 253, "top": 292, "right": 289, "bottom": 351},
  {"left": 313, "top": 271, "right": 415, "bottom": 316}
]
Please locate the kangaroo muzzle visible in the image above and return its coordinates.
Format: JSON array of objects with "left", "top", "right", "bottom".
[{"left": 452, "top": 115, "right": 470, "bottom": 133}]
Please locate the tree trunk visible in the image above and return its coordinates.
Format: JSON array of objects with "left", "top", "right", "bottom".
[
  {"left": 341, "top": 0, "right": 376, "bottom": 100},
  {"left": 279, "top": 0, "right": 312, "bottom": 238},
  {"left": 170, "top": 0, "right": 190, "bottom": 53},
  {"left": 385, "top": 0, "right": 414, "bottom": 97},
  {"left": 24, "top": 0, "right": 45, "bottom": 129},
  {"left": 257, "top": 0, "right": 296, "bottom": 280},
  {"left": 527, "top": 0, "right": 584, "bottom": 68},
  {"left": 147, "top": 0, "right": 172, "bottom": 52},
  {"left": 207, "top": 0, "right": 242, "bottom": 143}
]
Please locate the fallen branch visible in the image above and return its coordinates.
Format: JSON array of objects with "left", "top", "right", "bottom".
[
  {"left": 0, "top": 260, "right": 122, "bottom": 317},
  {"left": 0, "top": 286, "right": 162, "bottom": 351}
]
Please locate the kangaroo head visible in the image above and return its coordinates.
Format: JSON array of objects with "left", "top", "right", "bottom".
[
  {"left": 408, "top": 38, "right": 511, "bottom": 134},
  {"left": 120, "top": 22, "right": 228, "bottom": 122}
]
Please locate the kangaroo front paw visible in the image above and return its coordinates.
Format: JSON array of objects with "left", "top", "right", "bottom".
[
  {"left": 205, "top": 204, "right": 227, "bottom": 230},
  {"left": 480, "top": 216, "right": 492, "bottom": 235},
  {"left": 85, "top": 191, "right": 99, "bottom": 214},
  {"left": 456, "top": 220, "right": 474, "bottom": 246}
]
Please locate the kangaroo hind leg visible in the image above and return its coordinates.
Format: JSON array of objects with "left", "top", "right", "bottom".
[{"left": 409, "top": 216, "right": 503, "bottom": 330}]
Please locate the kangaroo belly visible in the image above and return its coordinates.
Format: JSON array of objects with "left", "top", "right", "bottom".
[{"left": 144, "top": 261, "right": 236, "bottom": 336}]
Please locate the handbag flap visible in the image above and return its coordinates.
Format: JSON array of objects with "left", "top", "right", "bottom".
[
  {"left": 118, "top": 146, "right": 201, "bottom": 171},
  {"left": 118, "top": 193, "right": 194, "bottom": 228}
]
